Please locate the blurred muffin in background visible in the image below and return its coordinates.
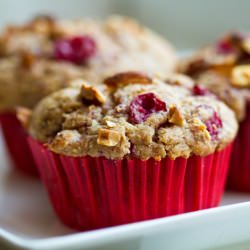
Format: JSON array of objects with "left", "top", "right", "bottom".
[
  {"left": 178, "top": 31, "right": 250, "bottom": 191},
  {"left": 0, "top": 15, "right": 176, "bottom": 111},
  {"left": 0, "top": 14, "right": 176, "bottom": 176}
]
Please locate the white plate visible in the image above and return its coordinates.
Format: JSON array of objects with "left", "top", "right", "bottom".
[{"left": 1, "top": 130, "right": 250, "bottom": 250}]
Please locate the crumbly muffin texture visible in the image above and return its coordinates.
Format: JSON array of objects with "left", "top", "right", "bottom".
[
  {"left": 0, "top": 15, "right": 176, "bottom": 111},
  {"left": 28, "top": 72, "right": 238, "bottom": 160},
  {"left": 178, "top": 32, "right": 250, "bottom": 121}
]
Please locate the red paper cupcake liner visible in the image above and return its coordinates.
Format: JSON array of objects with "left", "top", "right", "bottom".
[
  {"left": 28, "top": 136, "right": 233, "bottom": 231},
  {"left": 0, "top": 112, "right": 38, "bottom": 176},
  {"left": 227, "top": 104, "right": 250, "bottom": 192}
]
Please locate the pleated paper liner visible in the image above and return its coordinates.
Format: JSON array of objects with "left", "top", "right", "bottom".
[
  {"left": 28, "top": 137, "right": 233, "bottom": 231},
  {"left": 0, "top": 112, "right": 39, "bottom": 177},
  {"left": 227, "top": 104, "right": 250, "bottom": 192}
]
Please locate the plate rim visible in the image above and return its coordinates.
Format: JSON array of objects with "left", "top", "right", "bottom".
[{"left": 1, "top": 201, "right": 250, "bottom": 250}]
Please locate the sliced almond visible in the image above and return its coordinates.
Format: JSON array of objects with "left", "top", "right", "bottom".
[
  {"left": 242, "top": 38, "right": 250, "bottom": 53},
  {"left": 16, "top": 107, "right": 32, "bottom": 129},
  {"left": 104, "top": 71, "right": 152, "bottom": 87},
  {"left": 97, "top": 128, "right": 121, "bottom": 147},
  {"left": 105, "top": 120, "right": 116, "bottom": 128},
  {"left": 81, "top": 82, "right": 106, "bottom": 104},
  {"left": 49, "top": 130, "right": 82, "bottom": 155},
  {"left": 231, "top": 65, "right": 250, "bottom": 87},
  {"left": 192, "top": 118, "right": 211, "bottom": 140},
  {"left": 168, "top": 106, "right": 184, "bottom": 126}
]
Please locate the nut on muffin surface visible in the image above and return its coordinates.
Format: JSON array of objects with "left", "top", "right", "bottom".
[
  {"left": 0, "top": 15, "right": 176, "bottom": 111},
  {"left": 178, "top": 31, "right": 250, "bottom": 121},
  {"left": 28, "top": 72, "right": 238, "bottom": 160}
]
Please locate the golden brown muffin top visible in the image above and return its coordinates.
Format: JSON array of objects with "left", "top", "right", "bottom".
[{"left": 27, "top": 72, "right": 238, "bottom": 160}]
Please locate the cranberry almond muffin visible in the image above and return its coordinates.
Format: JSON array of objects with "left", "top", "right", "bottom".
[
  {"left": 27, "top": 72, "right": 237, "bottom": 230},
  {"left": 0, "top": 15, "right": 176, "bottom": 111},
  {"left": 179, "top": 32, "right": 250, "bottom": 191},
  {"left": 0, "top": 15, "right": 176, "bottom": 175}
]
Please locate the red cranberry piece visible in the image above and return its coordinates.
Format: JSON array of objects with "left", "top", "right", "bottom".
[
  {"left": 216, "top": 39, "right": 234, "bottom": 54},
  {"left": 216, "top": 31, "right": 247, "bottom": 55},
  {"left": 196, "top": 105, "right": 223, "bottom": 140},
  {"left": 205, "top": 111, "right": 223, "bottom": 140},
  {"left": 54, "top": 35, "right": 96, "bottom": 64},
  {"left": 129, "top": 93, "right": 167, "bottom": 124},
  {"left": 192, "top": 85, "right": 211, "bottom": 96}
]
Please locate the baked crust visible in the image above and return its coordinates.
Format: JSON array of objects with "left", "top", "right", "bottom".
[{"left": 28, "top": 73, "right": 238, "bottom": 160}]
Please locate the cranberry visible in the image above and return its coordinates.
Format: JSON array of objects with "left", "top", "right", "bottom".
[
  {"left": 205, "top": 111, "right": 223, "bottom": 140},
  {"left": 54, "top": 35, "right": 96, "bottom": 64},
  {"left": 216, "top": 31, "right": 246, "bottom": 55},
  {"left": 195, "top": 105, "right": 223, "bottom": 140},
  {"left": 216, "top": 39, "right": 234, "bottom": 54},
  {"left": 129, "top": 93, "right": 167, "bottom": 124},
  {"left": 192, "top": 85, "right": 211, "bottom": 96}
]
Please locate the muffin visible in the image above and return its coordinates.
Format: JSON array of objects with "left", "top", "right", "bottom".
[
  {"left": 0, "top": 15, "right": 176, "bottom": 175},
  {"left": 179, "top": 32, "right": 250, "bottom": 191},
  {"left": 26, "top": 72, "right": 237, "bottom": 230}
]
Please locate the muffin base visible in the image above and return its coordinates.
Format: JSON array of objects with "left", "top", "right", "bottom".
[
  {"left": 28, "top": 137, "right": 233, "bottom": 231},
  {"left": 0, "top": 112, "right": 38, "bottom": 176},
  {"left": 227, "top": 104, "right": 250, "bottom": 192}
]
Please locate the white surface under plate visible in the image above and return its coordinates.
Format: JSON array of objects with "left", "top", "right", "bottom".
[{"left": 1, "top": 131, "right": 250, "bottom": 250}]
